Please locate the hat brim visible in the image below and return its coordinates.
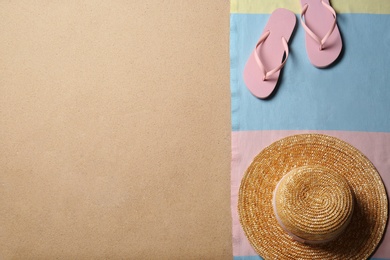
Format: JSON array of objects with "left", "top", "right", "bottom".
[{"left": 238, "top": 134, "right": 388, "bottom": 259}]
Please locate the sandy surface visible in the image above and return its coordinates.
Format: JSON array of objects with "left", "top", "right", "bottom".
[{"left": 0, "top": 1, "right": 231, "bottom": 259}]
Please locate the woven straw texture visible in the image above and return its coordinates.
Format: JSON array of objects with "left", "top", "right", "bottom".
[
  {"left": 273, "top": 166, "right": 354, "bottom": 243},
  {"left": 238, "top": 134, "right": 388, "bottom": 260}
]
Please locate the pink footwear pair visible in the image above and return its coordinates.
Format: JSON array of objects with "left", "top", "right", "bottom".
[{"left": 244, "top": 0, "right": 343, "bottom": 99}]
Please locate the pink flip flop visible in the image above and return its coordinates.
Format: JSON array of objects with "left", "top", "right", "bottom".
[
  {"left": 243, "top": 8, "right": 296, "bottom": 99},
  {"left": 300, "top": 0, "right": 342, "bottom": 68}
]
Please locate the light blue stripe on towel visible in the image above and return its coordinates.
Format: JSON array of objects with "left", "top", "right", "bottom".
[
  {"left": 230, "top": 14, "right": 390, "bottom": 132},
  {"left": 234, "top": 256, "right": 263, "bottom": 260}
]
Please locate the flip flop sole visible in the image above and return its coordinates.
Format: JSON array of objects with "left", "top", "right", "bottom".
[
  {"left": 243, "top": 8, "right": 296, "bottom": 99},
  {"left": 301, "top": 0, "right": 343, "bottom": 68}
]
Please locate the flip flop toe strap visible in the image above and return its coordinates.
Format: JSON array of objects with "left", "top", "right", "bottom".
[
  {"left": 301, "top": 0, "right": 337, "bottom": 51},
  {"left": 254, "top": 31, "right": 289, "bottom": 81}
]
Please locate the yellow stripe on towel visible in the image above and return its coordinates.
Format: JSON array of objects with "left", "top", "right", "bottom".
[{"left": 231, "top": 0, "right": 390, "bottom": 14}]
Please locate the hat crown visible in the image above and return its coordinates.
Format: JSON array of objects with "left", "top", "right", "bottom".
[{"left": 273, "top": 166, "right": 354, "bottom": 244}]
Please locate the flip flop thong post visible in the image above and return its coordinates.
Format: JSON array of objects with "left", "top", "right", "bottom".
[
  {"left": 300, "top": 0, "right": 343, "bottom": 68},
  {"left": 243, "top": 8, "right": 296, "bottom": 99}
]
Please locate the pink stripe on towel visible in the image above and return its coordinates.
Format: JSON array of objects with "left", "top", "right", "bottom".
[{"left": 231, "top": 130, "right": 390, "bottom": 258}]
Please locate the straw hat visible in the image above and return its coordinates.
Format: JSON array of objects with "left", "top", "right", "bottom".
[{"left": 238, "top": 134, "right": 388, "bottom": 260}]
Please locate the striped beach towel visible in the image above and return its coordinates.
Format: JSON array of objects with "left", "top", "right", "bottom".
[{"left": 230, "top": 1, "right": 390, "bottom": 259}]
